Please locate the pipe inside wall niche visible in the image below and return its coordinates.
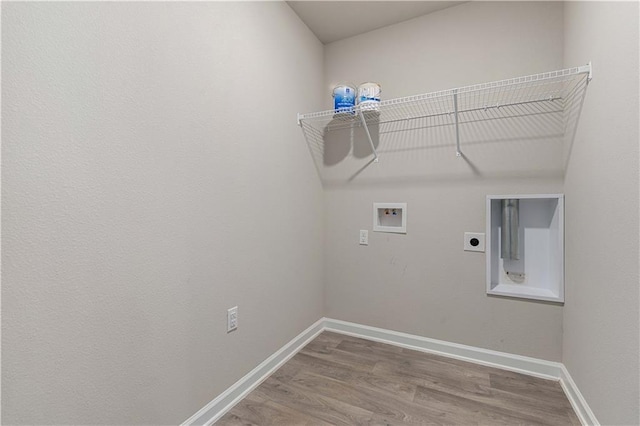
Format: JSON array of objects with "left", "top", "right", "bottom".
[{"left": 501, "top": 199, "right": 519, "bottom": 260}]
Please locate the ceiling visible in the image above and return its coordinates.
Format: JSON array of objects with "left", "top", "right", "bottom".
[{"left": 287, "top": 1, "right": 465, "bottom": 44}]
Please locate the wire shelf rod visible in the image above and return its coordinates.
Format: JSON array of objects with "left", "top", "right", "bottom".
[
  {"left": 358, "top": 111, "right": 379, "bottom": 162},
  {"left": 297, "top": 64, "right": 591, "bottom": 168},
  {"left": 298, "top": 64, "right": 591, "bottom": 123},
  {"left": 322, "top": 95, "right": 563, "bottom": 134}
]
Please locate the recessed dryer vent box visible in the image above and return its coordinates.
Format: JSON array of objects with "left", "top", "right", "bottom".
[
  {"left": 373, "top": 203, "right": 407, "bottom": 234},
  {"left": 486, "top": 194, "right": 564, "bottom": 303}
]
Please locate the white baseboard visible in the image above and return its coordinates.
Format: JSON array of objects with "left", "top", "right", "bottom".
[
  {"left": 183, "top": 317, "right": 598, "bottom": 426},
  {"left": 559, "top": 365, "right": 600, "bottom": 426},
  {"left": 324, "top": 318, "right": 561, "bottom": 380},
  {"left": 181, "top": 318, "right": 325, "bottom": 426}
]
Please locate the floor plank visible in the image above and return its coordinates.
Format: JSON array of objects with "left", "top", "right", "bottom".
[
  {"left": 217, "top": 332, "right": 580, "bottom": 425},
  {"left": 252, "top": 378, "right": 373, "bottom": 425}
]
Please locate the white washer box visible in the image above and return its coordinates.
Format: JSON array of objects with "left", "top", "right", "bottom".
[
  {"left": 373, "top": 203, "right": 407, "bottom": 234},
  {"left": 486, "top": 194, "right": 564, "bottom": 303}
]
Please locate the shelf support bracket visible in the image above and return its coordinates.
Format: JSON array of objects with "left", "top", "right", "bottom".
[
  {"left": 453, "top": 90, "right": 462, "bottom": 157},
  {"left": 576, "top": 62, "right": 592, "bottom": 84},
  {"left": 358, "top": 111, "right": 379, "bottom": 163}
]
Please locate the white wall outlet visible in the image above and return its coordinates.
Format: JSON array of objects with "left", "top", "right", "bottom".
[
  {"left": 227, "top": 306, "right": 238, "bottom": 332},
  {"left": 464, "top": 232, "right": 485, "bottom": 252},
  {"left": 359, "top": 230, "right": 369, "bottom": 245}
]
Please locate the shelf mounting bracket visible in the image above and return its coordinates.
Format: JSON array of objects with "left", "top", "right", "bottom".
[
  {"left": 453, "top": 89, "right": 462, "bottom": 157},
  {"left": 358, "top": 111, "right": 379, "bottom": 163}
]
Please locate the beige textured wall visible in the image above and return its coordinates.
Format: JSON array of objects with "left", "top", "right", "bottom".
[
  {"left": 1, "top": 2, "right": 324, "bottom": 424},
  {"left": 563, "top": 2, "right": 640, "bottom": 424},
  {"left": 323, "top": 1, "right": 567, "bottom": 361}
]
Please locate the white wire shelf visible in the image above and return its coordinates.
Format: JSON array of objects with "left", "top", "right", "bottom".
[{"left": 298, "top": 63, "right": 591, "bottom": 163}]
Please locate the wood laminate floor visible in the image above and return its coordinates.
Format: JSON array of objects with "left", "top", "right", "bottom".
[{"left": 217, "top": 332, "right": 580, "bottom": 425}]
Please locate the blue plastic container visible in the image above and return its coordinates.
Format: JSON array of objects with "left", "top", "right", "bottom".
[{"left": 332, "top": 84, "right": 356, "bottom": 114}]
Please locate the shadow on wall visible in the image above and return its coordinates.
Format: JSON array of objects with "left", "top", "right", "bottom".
[
  {"left": 563, "top": 77, "right": 589, "bottom": 170},
  {"left": 315, "top": 112, "right": 381, "bottom": 166}
]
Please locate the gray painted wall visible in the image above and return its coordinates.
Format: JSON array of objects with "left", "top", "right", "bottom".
[
  {"left": 323, "top": 1, "right": 566, "bottom": 361},
  {"left": 563, "top": 2, "right": 640, "bottom": 425},
  {"left": 2, "top": 3, "right": 324, "bottom": 424}
]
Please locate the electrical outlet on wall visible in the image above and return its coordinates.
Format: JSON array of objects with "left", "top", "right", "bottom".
[
  {"left": 359, "top": 230, "right": 369, "bottom": 245},
  {"left": 464, "top": 232, "right": 485, "bottom": 252},
  {"left": 227, "top": 306, "right": 238, "bottom": 332}
]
